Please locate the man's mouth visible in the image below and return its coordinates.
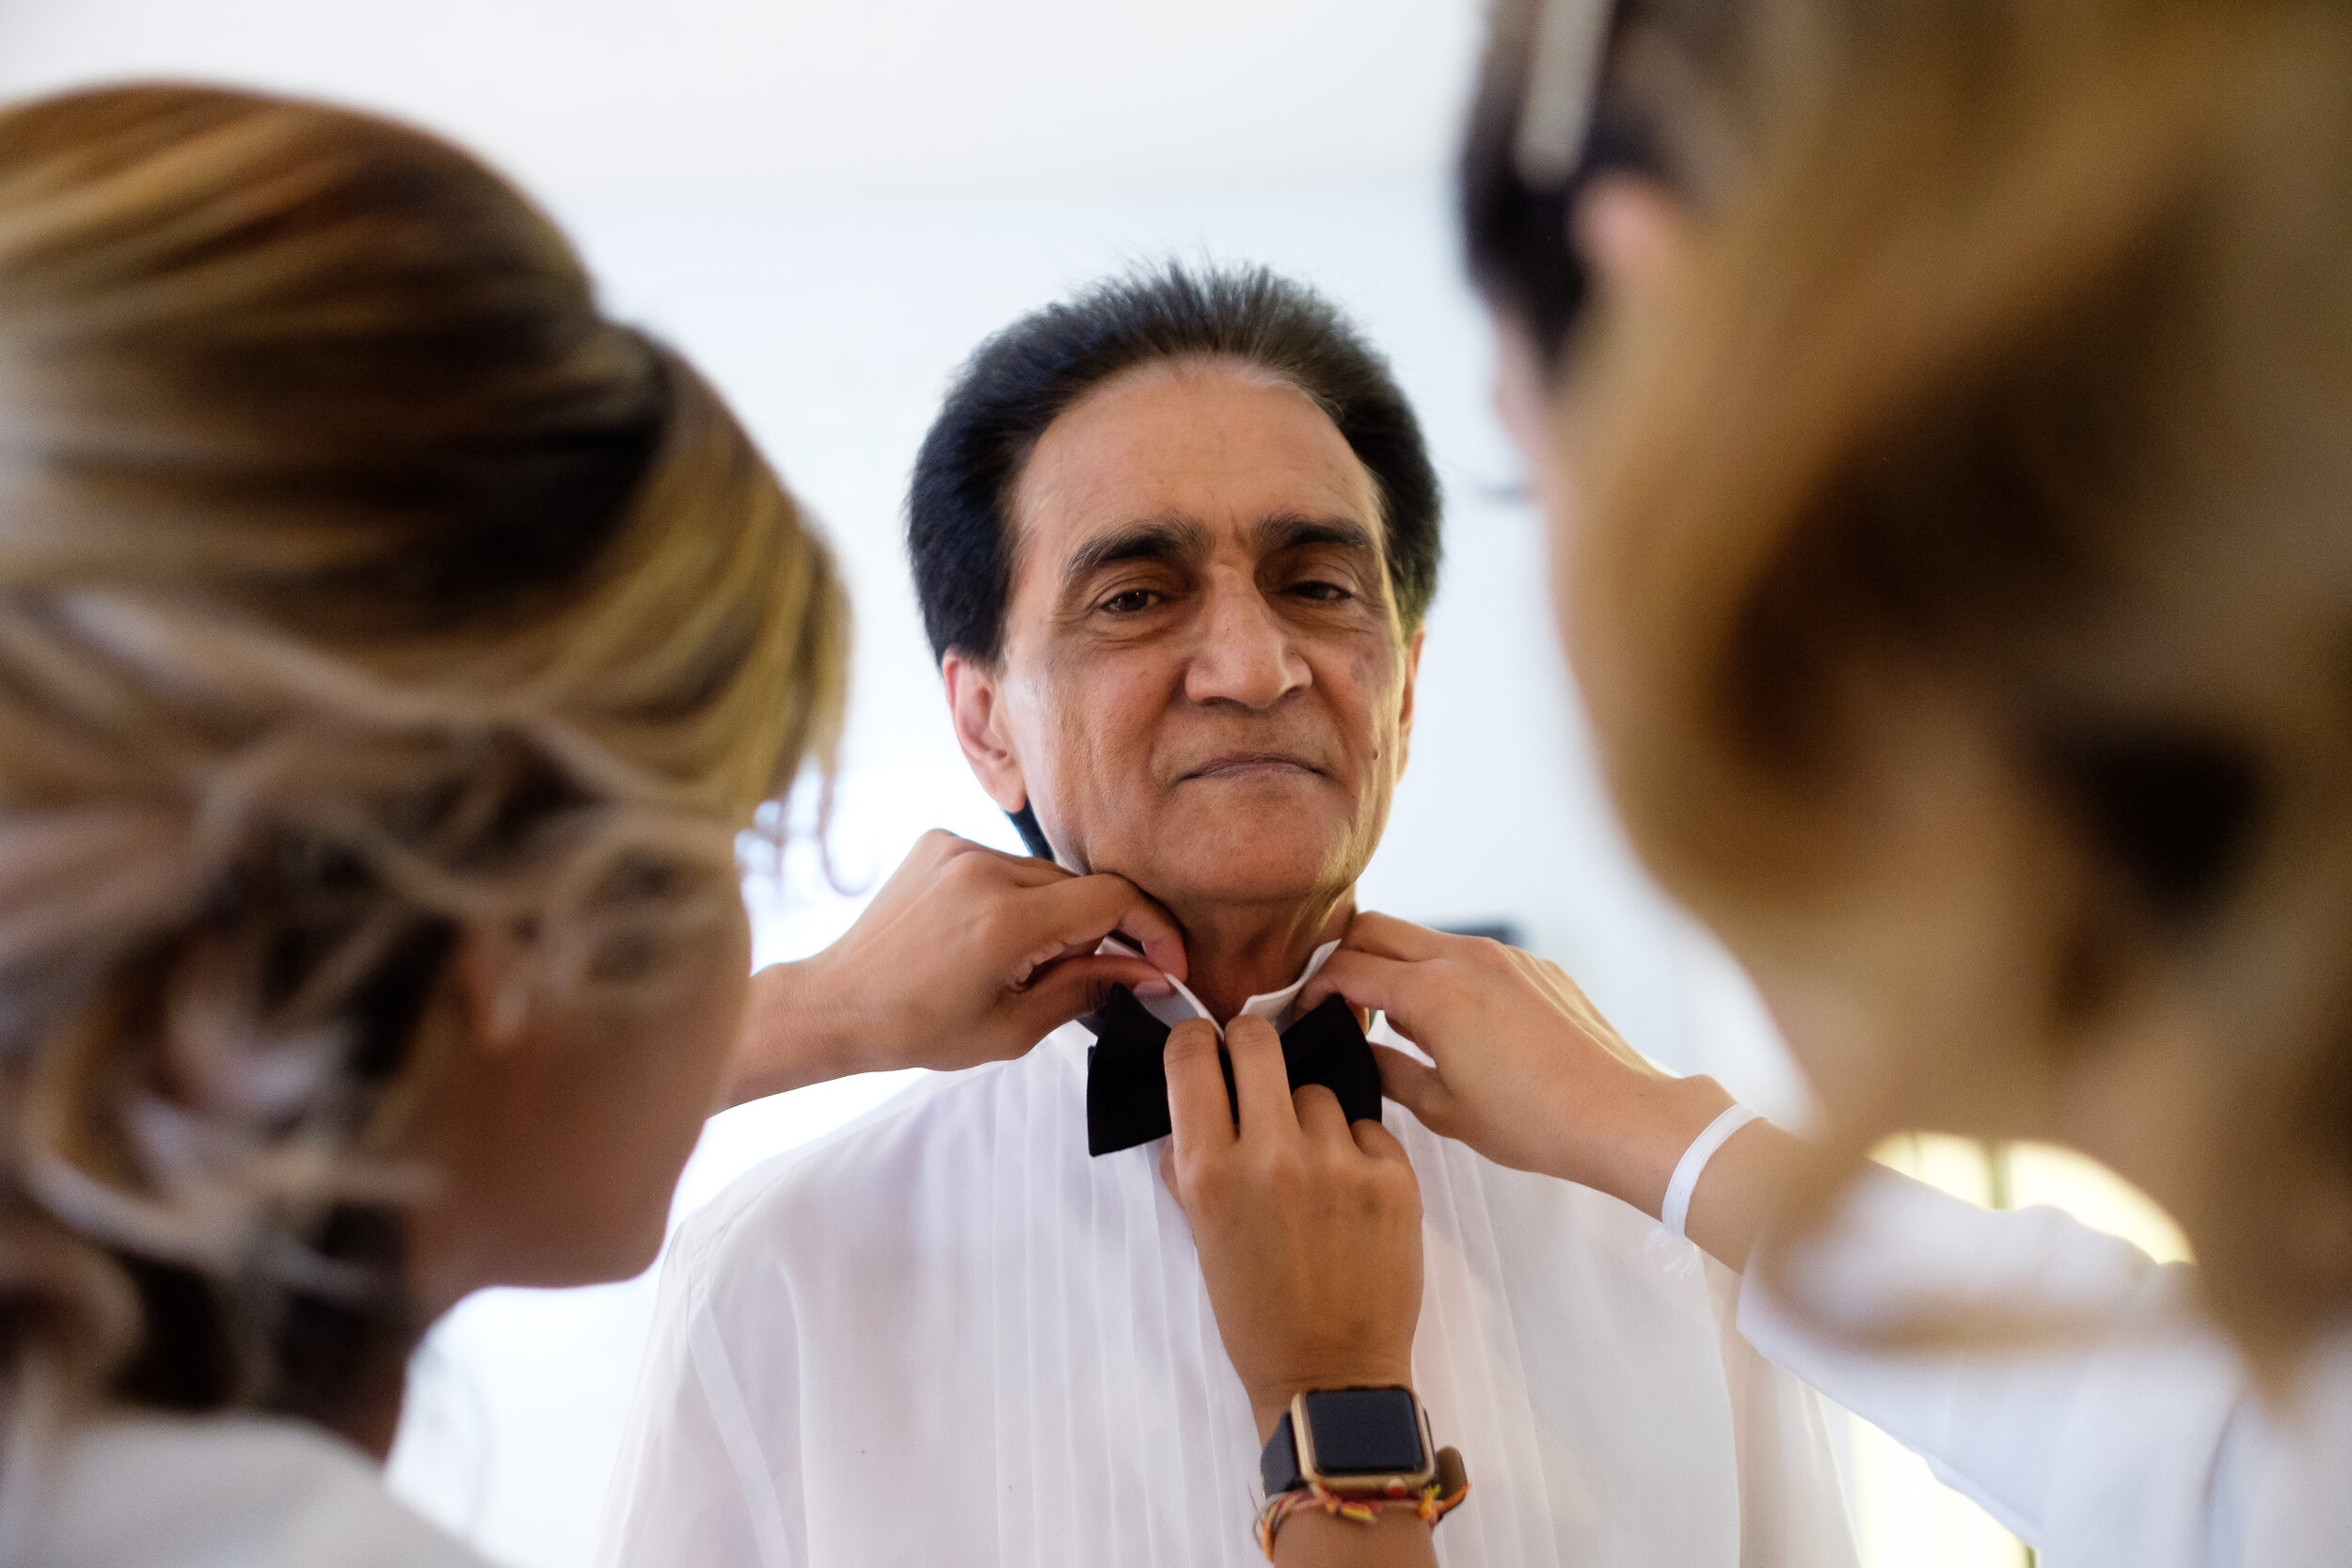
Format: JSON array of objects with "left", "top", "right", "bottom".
[{"left": 1180, "top": 752, "right": 1324, "bottom": 782}]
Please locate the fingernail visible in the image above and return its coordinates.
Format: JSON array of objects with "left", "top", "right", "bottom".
[{"left": 1135, "top": 977, "right": 1174, "bottom": 1000}]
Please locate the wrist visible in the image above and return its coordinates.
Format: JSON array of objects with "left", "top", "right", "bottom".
[
  {"left": 1247, "top": 1366, "right": 1416, "bottom": 1447},
  {"left": 1250, "top": 1401, "right": 1291, "bottom": 1449},
  {"left": 723, "top": 957, "right": 875, "bottom": 1106},
  {"left": 1263, "top": 1501, "right": 1440, "bottom": 1566},
  {"left": 1566, "top": 1071, "right": 1737, "bottom": 1220}
]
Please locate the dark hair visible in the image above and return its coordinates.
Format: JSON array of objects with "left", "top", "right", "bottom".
[
  {"left": 1460, "top": 0, "right": 1742, "bottom": 377},
  {"left": 908, "top": 262, "right": 1442, "bottom": 860}
]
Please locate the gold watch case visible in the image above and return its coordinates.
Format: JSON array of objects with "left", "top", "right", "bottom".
[{"left": 1288, "top": 1387, "right": 1440, "bottom": 1496}]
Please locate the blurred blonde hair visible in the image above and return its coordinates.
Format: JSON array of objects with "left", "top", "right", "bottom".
[
  {"left": 0, "top": 84, "right": 845, "bottom": 1463},
  {"left": 1572, "top": 0, "right": 2352, "bottom": 1354}
]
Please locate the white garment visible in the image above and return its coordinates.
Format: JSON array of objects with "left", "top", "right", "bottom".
[
  {"left": 597, "top": 944, "right": 1857, "bottom": 1568},
  {"left": 11, "top": 1409, "right": 488, "bottom": 1568},
  {"left": 1737, "top": 1165, "right": 2352, "bottom": 1568}
]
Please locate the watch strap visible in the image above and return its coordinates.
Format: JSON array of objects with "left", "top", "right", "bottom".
[{"left": 1260, "top": 1409, "right": 1307, "bottom": 1497}]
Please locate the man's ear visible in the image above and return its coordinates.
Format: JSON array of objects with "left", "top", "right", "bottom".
[
  {"left": 1393, "top": 626, "right": 1426, "bottom": 777},
  {"left": 942, "top": 649, "right": 1030, "bottom": 814}
]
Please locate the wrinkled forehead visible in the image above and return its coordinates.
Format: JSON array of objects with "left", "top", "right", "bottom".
[{"left": 1005, "top": 356, "right": 1387, "bottom": 588}]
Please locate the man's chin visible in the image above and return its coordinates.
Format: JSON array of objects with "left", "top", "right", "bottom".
[{"left": 1110, "top": 820, "right": 1363, "bottom": 917}]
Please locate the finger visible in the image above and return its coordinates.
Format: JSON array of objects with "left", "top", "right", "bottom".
[
  {"left": 995, "top": 847, "right": 1097, "bottom": 885},
  {"left": 946, "top": 833, "right": 1081, "bottom": 887},
  {"left": 916, "top": 824, "right": 1096, "bottom": 888},
  {"left": 920, "top": 829, "right": 1085, "bottom": 894},
  {"left": 1296, "top": 946, "right": 1419, "bottom": 1018},
  {"left": 1349, "top": 1115, "right": 1416, "bottom": 1169},
  {"left": 1023, "top": 951, "right": 1171, "bottom": 1006},
  {"left": 1164, "top": 1019, "right": 1237, "bottom": 1154},
  {"left": 1019, "top": 874, "right": 1189, "bottom": 981},
  {"left": 1291, "top": 1083, "right": 1353, "bottom": 1148},
  {"left": 1086, "top": 876, "right": 1188, "bottom": 979},
  {"left": 1224, "top": 1015, "right": 1298, "bottom": 1144},
  {"left": 871, "top": 829, "right": 971, "bottom": 896},
  {"left": 902, "top": 827, "right": 962, "bottom": 871},
  {"left": 1010, "top": 951, "right": 1168, "bottom": 1025},
  {"left": 1370, "top": 1042, "right": 1454, "bottom": 1129},
  {"left": 1336, "top": 911, "right": 1456, "bottom": 963}
]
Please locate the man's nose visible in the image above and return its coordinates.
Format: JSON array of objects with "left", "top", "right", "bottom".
[{"left": 1182, "top": 579, "right": 1309, "bottom": 709}]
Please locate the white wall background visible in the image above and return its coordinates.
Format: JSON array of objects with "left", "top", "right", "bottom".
[
  {"left": 0, "top": 5, "right": 1817, "bottom": 1564},
  {"left": 0, "top": 0, "right": 1486, "bottom": 201}
]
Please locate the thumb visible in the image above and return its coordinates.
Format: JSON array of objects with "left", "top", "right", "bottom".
[{"left": 1371, "top": 1042, "right": 1454, "bottom": 1132}]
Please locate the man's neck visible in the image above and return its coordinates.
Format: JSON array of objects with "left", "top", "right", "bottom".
[{"left": 1170, "top": 891, "right": 1353, "bottom": 1023}]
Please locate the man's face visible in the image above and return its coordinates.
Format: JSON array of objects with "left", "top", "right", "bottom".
[{"left": 946, "top": 356, "right": 1421, "bottom": 919}]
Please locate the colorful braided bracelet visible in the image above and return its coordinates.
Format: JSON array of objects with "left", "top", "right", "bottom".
[{"left": 1253, "top": 1450, "right": 1470, "bottom": 1561}]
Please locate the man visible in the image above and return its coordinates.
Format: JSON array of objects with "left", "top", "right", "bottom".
[{"left": 596, "top": 265, "right": 1855, "bottom": 1567}]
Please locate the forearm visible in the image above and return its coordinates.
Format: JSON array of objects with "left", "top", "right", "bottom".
[
  {"left": 1543, "top": 1069, "right": 1736, "bottom": 1218},
  {"left": 1730, "top": 1166, "right": 2242, "bottom": 1558},
  {"left": 1531, "top": 1069, "right": 1804, "bottom": 1275},
  {"left": 718, "top": 958, "right": 866, "bottom": 1108},
  {"left": 717, "top": 835, "right": 1183, "bottom": 1109}
]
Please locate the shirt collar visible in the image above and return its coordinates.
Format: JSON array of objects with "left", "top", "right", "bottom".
[{"left": 1097, "top": 938, "right": 1343, "bottom": 1037}]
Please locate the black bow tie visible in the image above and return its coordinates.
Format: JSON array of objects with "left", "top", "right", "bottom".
[{"left": 1082, "top": 986, "right": 1383, "bottom": 1157}]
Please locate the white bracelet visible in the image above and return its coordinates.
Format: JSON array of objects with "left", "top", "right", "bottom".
[{"left": 1661, "top": 1103, "right": 1762, "bottom": 1241}]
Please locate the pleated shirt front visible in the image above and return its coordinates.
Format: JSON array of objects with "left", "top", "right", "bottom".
[{"left": 595, "top": 1011, "right": 1857, "bottom": 1568}]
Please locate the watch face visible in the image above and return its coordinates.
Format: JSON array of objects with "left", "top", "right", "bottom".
[{"left": 1300, "top": 1388, "right": 1427, "bottom": 1477}]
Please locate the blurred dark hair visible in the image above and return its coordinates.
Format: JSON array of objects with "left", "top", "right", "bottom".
[
  {"left": 1460, "top": 0, "right": 1749, "bottom": 376},
  {"left": 908, "top": 261, "right": 1441, "bottom": 860}
]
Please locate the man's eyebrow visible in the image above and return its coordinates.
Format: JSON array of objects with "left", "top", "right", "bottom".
[
  {"left": 1252, "top": 513, "right": 1382, "bottom": 559},
  {"left": 1059, "top": 517, "right": 1212, "bottom": 591}
]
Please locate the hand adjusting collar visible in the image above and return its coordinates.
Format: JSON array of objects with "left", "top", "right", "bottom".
[{"left": 1082, "top": 987, "right": 1382, "bottom": 1157}]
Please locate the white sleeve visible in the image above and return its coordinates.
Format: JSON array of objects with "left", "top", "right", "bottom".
[
  {"left": 592, "top": 1216, "right": 807, "bottom": 1568},
  {"left": 1736, "top": 1167, "right": 2257, "bottom": 1568}
]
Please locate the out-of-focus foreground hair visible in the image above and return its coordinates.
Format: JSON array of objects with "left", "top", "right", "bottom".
[
  {"left": 1462, "top": 0, "right": 1761, "bottom": 376},
  {"left": 0, "top": 84, "right": 845, "bottom": 1463},
  {"left": 1557, "top": 0, "right": 2352, "bottom": 1355}
]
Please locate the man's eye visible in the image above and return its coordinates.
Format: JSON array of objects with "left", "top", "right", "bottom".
[
  {"left": 1291, "top": 579, "right": 1351, "bottom": 603},
  {"left": 1100, "top": 589, "right": 1160, "bottom": 614}
]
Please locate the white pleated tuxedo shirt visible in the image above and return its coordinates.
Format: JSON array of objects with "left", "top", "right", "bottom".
[{"left": 596, "top": 944, "right": 1857, "bottom": 1568}]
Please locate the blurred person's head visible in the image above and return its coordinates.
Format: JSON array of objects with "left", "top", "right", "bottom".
[
  {"left": 1461, "top": 0, "right": 1760, "bottom": 514},
  {"left": 908, "top": 265, "right": 1438, "bottom": 1004},
  {"left": 1473, "top": 0, "right": 2352, "bottom": 1354},
  {"left": 0, "top": 84, "right": 846, "bottom": 1453}
]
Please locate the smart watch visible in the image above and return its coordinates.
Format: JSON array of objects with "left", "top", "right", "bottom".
[{"left": 1259, "top": 1386, "right": 1444, "bottom": 1498}]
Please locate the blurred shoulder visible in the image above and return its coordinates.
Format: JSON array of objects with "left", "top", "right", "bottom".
[{"left": 31, "top": 1411, "right": 486, "bottom": 1568}]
